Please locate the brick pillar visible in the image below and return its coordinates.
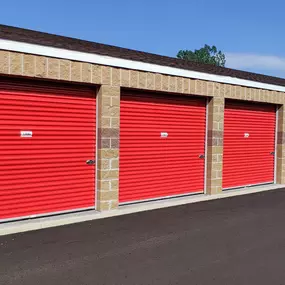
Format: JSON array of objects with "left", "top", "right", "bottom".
[
  {"left": 97, "top": 85, "right": 120, "bottom": 211},
  {"left": 206, "top": 97, "right": 224, "bottom": 194},
  {"left": 276, "top": 105, "right": 285, "bottom": 184}
]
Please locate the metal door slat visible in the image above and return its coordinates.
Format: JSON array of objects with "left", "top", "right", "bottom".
[
  {"left": 120, "top": 91, "right": 206, "bottom": 203},
  {"left": 0, "top": 78, "right": 96, "bottom": 221},
  {"left": 223, "top": 100, "right": 275, "bottom": 189}
]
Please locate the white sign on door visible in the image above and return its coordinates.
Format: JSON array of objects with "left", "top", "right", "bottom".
[
  {"left": 244, "top": 133, "right": 250, "bottom": 138},
  {"left": 161, "top": 132, "right": 168, "bottom": 138},
  {"left": 21, "top": 131, "right": 33, "bottom": 138}
]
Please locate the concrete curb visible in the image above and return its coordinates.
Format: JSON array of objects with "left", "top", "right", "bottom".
[{"left": 0, "top": 184, "right": 284, "bottom": 236}]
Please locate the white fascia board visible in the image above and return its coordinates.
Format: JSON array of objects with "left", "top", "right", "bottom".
[{"left": 1, "top": 38, "right": 285, "bottom": 93}]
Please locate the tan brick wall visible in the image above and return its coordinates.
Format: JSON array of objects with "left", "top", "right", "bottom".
[
  {"left": 96, "top": 85, "right": 120, "bottom": 211},
  {"left": 1, "top": 50, "right": 285, "bottom": 104},
  {"left": 276, "top": 105, "right": 285, "bottom": 184},
  {"left": 1, "top": 49, "right": 285, "bottom": 210},
  {"left": 206, "top": 96, "right": 224, "bottom": 194},
  {"left": 0, "top": 50, "right": 9, "bottom": 73}
]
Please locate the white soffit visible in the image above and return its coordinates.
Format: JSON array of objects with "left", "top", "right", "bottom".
[{"left": 1, "top": 39, "right": 285, "bottom": 93}]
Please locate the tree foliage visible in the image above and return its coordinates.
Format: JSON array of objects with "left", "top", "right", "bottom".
[{"left": 177, "top": 44, "right": 226, "bottom": 67}]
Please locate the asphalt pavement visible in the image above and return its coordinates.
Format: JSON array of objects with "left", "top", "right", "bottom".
[{"left": 1, "top": 189, "right": 285, "bottom": 285}]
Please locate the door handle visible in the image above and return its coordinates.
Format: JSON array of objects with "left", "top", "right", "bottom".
[
  {"left": 270, "top": 152, "right": 275, "bottom": 155},
  {"left": 199, "top": 154, "right": 205, "bottom": 159},
  {"left": 86, "top": 159, "right": 96, "bottom": 165}
]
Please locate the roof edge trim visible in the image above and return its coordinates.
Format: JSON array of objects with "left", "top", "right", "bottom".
[{"left": 1, "top": 39, "right": 285, "bottom": 93}]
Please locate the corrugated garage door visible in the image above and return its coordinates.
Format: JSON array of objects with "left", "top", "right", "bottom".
[
  {"left": 0, "top": 78, "right": 96, "bottom": 221},
  {"left": 223, "top": 100, "right": 276, "bottom": 189},
  {"left": 120, "top": 91, "right": 206, "bottom": 203}
]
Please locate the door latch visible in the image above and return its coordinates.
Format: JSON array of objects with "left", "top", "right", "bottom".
[
  {"left": 199, "top": 154, "right": 205, "bottom": 159},
  {"left": 270, "top": 152, "right": 275, "bottom": 155},
  {"left": 86, "top": 159, "right": 96, "bottom": 165}
]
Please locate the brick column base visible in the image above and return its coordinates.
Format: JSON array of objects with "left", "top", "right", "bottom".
[
  {"left": 97, "top": 85, "right": 120, "bottom": 211},
  {"left": 206, "top": 97, "right": 224, "bottom": 194}
]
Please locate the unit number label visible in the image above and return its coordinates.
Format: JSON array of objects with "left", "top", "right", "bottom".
[
  {"left": 21, "top": 131, "right": 33, "bottom": 138},
  {"left": 161, "top": 132, "right": 168, "bottom": 138},
  {"left": 244, "top": 133, "right": 250, "bottom": 138}
]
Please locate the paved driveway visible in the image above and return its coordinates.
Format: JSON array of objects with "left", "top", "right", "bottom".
[{"left": 1, "top": 189, "right": 285, "bottom": 285}]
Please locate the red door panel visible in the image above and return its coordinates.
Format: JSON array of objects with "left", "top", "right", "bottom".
[
  {"left": 0, "top": 79, "right": 96, "bottom": 220},
  {"left": 223, "top": 101, "right": 275, "bottom": 189},
  {"left": 120, "top": 91, "right": 206, "bottom": 203}
]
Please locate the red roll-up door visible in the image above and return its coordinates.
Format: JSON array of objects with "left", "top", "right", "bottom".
[
  {"left": 223, "top": 100, "right": 276, "bottom": 189},
  {"left": 0, "top": 78, "right": 96, "bottom": 221},
  {"left": 120, "top": 91, "right": 206, "bottom": 203}
]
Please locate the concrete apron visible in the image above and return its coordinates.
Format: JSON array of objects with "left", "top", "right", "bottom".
[{"left": 1, "top": 184, "right": 284, "bottom": 236}]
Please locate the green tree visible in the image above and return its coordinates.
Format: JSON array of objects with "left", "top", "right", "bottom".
[{"left": 177, "top": 44, "right": 226, "bottom": 67}]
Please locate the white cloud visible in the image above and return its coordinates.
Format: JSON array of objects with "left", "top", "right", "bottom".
[{"left": 225, "top": 53, "right": 285, "bottom": 75}]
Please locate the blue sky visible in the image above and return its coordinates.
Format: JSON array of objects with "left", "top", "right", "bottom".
[{"left": 2, "top": 0, "right": 285, "bottom": 78}]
